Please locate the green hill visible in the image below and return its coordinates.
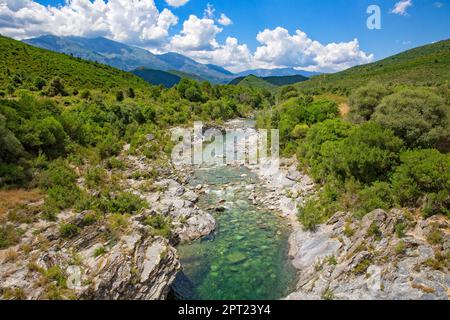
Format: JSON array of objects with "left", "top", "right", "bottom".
[
  {"left": 229, "top": 75, "right": 275, "bottom": 89},
  {"left": 230, "top": 74, "right": 307, "bottom": 88},
  {"left": 0, "top": 35, "right": 151, "bottom": 93},
  {"left": 263, "top": 75, "right": 308, "bottom": 86},
  {"left": 296, "top": 39, "right": 450, "bottom": 93},
  {"left": 132, "top": 68, "right": 181, "bottom": 88}
]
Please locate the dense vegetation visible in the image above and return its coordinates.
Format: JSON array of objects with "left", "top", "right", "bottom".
[
  {"left": 258, "top": 78, "right": 450, "bottom": 230},
  {"left": 1, "top": 34, "right": 449, "bottom": 238},
  {"left": 295, "top": 39, "right": 450, "bottom": 96},
  {"left": 0, "top": 36, "right": 273, "bottom": 232},
  {"left": 230, "top": 74, "right": 308, "bottom": 88}
]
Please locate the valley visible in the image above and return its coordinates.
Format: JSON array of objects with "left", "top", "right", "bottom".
[{"left": 0, "top": 34, "right": 449, "bottom": 301}]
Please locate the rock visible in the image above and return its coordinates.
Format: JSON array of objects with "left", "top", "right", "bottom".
[
  {"left": 226, "top": 252, "right": 247, "bottom": 264},
  {"left": 286, "top": 165, "right": 302, "bottom": 182},
  {"left": 178, "top": 213, "right": 216, "bottom": 243}
]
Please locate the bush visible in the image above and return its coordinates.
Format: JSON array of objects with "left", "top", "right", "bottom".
[
  {"left": 391, "top": 149, "right": 450, "bottom": 215},
  {"left": 145, "top": 215, "right": 172, "bottom": 238},
  {"left": 101, "top": 192, "right": 146, "bottom": 215},
  {"left": 354, "top": 182, "right": 393, "bottom": 217},
  {"left": 59, "top": 223, "right": 80, "bottom": 238},
  {"left": 349, "top": 82, "right": 390, "bottom": 122},
  {"left": 46, "top": 77, "right": 68, "bottom": 97},
  {"left": 0, "top": 225, "right": 21, "bottom": 249},
  {"left": 373, "top": 89, "right": 449, "bottom": 148},
  {"left": 318, "top": 122, "right": 403, "bottom": 184}
]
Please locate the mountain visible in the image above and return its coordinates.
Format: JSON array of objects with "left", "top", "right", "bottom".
[
  {"left": 131, "top": 68, "right": 181, "bottom": 88},
  {"left": 0, "top": 35, "right": 150, "bottom": 91},
  {"left": 237, "top": 68, "right": 320, "bottom": 78},
  {"left": 296, "top": 39, "right": 450, "bottom": 92},
  {"left": 23, "top": 35, "right": 234, "bottom": 84},
  {"left": 230, "top": 74, "right": 308, "bottom": 88},
  {"left": 131, "top": 68, "right": 207, "bottom": 88},
  {"left": 229, "top": 75, "right": 275, "bottom": 89},
  {"left": 263, "top": 75, "right": 308, "bottom": 86},
  {"left": 23, "top": 35, "right": 171, "bottom": 72},
  {"left": 157, "top": 52, "right": 232, "bottom": 83}
]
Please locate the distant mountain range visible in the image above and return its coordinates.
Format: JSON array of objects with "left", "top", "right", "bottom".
[
  {"left": 237, "top": 68, "right": 320, "bottom": 78},
  {"left": 23, "top": 35, "right": 313, "bottom": 86}
]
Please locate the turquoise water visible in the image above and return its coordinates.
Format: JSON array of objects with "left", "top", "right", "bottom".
[{"left": 173, "top": 165, "right": 297, "bottom": 300}]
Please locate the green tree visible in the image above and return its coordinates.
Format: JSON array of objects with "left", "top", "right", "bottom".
[
  {"left": 373, "top": 88, "right": 449, "bottom": 148},
  {"left": 391, "top": 149, "right": 450, "bottom": 215},
  {"left": 348, "top": 82, "right": 390, "bottom": 122}
]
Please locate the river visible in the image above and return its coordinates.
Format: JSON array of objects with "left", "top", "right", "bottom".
[{"left": 171, "top": 121, "right": 298, "bottom": 300}]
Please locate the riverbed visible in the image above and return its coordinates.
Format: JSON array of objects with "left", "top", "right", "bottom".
[{"left": 171, "top": 121, "right": 298, "bottom": 300}]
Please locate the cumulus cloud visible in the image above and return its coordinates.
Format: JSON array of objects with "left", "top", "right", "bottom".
[
  {"left": 170, "top": 14, "right": 222, "bottom": 51},
  {"left": 165, "top": 0, "right": 189, "bottom": 8},
  {"left": 391, "top": 0, "right": 413, "bottom": 16},
  {"left": 186, "top": 37, "right": 253, "bottom": 73},
  {"left": 0, "top": 0, "right": 178, "bottom": 46},
  {"left": 0, "top": 0, "right": 374, "bottom": 73},
  {"left": 252, "top": 27, "right": 373, "bottom": 72},
  {"left": 218, "top": 13, "right": 232, "bottom": 26}
]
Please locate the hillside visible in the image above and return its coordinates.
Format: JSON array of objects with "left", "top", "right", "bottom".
[
  {"left": 23, "top": 35, "right": 171, "bottom": 72},
  {"left": 230, "top": 74, "right": 308, "bottom": 88},
  {"left": 263, "top": 75, "right": 308, "bottom": 86},
  {"left": 23, "top": 35, "right": 234, "bottom": 84},
  {"left": 296, "top": 39, "right": 450, "bottom": 92},
  {"left": 230, "top": 75, "right": 275, "bottom": 89},
  {"left": 157, "top": 52, "right": 233, "bottom": 83},
  {"left": 0, "top": 35, "right": 151, "bottom": 92},
  {"left": 132, "top": 68, "right": 181, "bottom": 88},
  {"left": 237, "top": 68, "right": 320, "bottom": 78}
]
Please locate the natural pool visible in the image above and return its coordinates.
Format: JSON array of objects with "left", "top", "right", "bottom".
[{"left": 172, "top": 165, "right": 297, "bottom": 300}]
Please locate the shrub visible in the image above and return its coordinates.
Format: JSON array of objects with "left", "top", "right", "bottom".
[
  {"left": 59, "top": 223, "right": 80, "bottom": 238},
  {"left": 0, "top": 225, "right": 21, "bottom": 249},
  {"left": 373, "top": 89, "right": 449, "bottom": 148},
  {"left": 144, "top": 215, "right": 172, "bottom": 238},
  {"left": 93, "top": 246, "right": 107, "bottom": 257},
  {"left": 391, "top": 149, "right": 450, "bottom": 214},
  {"left": 46, "top": 77, "right": 68, "bottom": 97},
  {"left": 102, "top": 192, "right": 146, "bottom": 215},
  {"left": 319, "top": 122, "right": 403, "bottom": 184},
  {"left": 354, "top": 182, "right": 393, "bottom": 218},
  {"left": 348, "top": 82, "right": 390, "bottom": 122}
]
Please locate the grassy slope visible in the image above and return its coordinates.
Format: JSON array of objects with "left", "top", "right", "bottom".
[
  {"left": 296, "top": 39, "right": 450, "bottom": 91},
  {"left": 132, "top": 68, "right": 181, "bottom": 88},
  {"left": 0, "top": 35, "right": 151, "bottom": 92},
  {"left": 230, "top": 75, "right": 275, "bottom": 89}
]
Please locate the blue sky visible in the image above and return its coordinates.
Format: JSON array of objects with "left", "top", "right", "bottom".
[{"left": 4, "top": 0, "right": 450, "bottom": 72}]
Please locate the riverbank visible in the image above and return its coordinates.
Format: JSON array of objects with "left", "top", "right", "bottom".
[{"left": 222, "top": 119, "right": 449, "bottom": 300}]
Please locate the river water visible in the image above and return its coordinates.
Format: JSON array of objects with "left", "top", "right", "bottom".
[{"left": 171, "top": 121, "right": 297, "bottom": 300}]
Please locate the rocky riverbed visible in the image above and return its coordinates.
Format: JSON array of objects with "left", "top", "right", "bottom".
[
  {"left": 220, "top": 119, "right": 450, "bottom": 300},
  {"left": 0, "top": 148, "right": 216, "bottom": 300},
  {"left": 1, "top": 119, "right": 448, "bottom": 300}
]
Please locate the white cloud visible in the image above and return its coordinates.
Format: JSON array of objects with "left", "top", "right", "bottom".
[
  {"left": 253, "top": 27, "right": 374, "bottom": 72},
  {"left": 218, "top": 13, "right": 232, "bottom": 26},
  {"left": 0, "top": 0, "right": 178, "bottom": 46},
  {"left": 186, "top": 37, "right": 253, "bottom": 73},
  {"left": 433, "top": 2, "right": 444, "bottom": 8},
  {"left": 165, "top": 0, "right": 189, "bottom": 8},
  {"left": 391, "top": 0, "right": 413, "bottom": 16},
  {"left": 0, "top": 0, "right": 374, "bottom": 73},
  {"left": 170, "top": 14, "right": 222, "bottom": 51}
]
